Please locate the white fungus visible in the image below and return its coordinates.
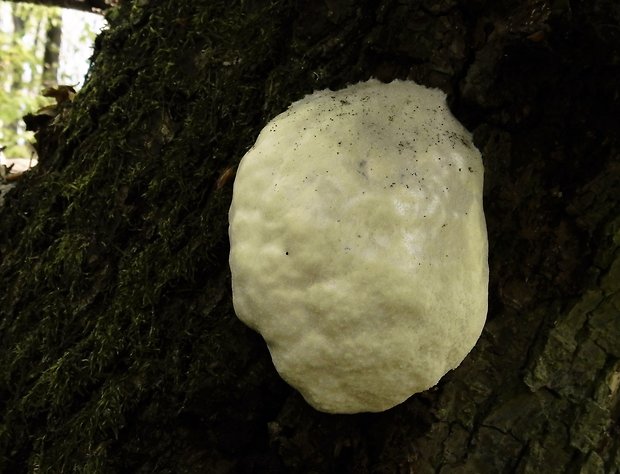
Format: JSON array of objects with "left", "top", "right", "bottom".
[{"left": 228, "top": 79, "right": 488, "bottom": 414}]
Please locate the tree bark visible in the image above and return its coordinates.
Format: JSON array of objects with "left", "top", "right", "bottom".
[{"left": 0, "top": 0, "right": 618, "bottom": 472}]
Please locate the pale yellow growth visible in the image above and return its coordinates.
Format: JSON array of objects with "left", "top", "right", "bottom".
[{"left": 229, "top": 79, "right": 488, "bottom": 413}]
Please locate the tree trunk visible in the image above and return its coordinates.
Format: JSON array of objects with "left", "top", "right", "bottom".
[
  {"left": 8, "top": 10, "right": 26, "bottom": 135},
  {"left": 3, "top": 0, "right": 111, "bottom": 14},
  {"left": 0, "top": 1, "right": 618, "bottom": 472},
  {"left": 41, "top": 10, "right": 62, "bottom": 86}
]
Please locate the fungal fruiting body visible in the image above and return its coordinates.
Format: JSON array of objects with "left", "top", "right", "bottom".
[{"left": 228, "top": 79, "right": 488, "bottom": 414}]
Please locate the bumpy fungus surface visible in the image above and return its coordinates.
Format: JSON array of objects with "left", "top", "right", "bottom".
[{"left": 229, "top": 79, "right": 488, "bottom": 414}]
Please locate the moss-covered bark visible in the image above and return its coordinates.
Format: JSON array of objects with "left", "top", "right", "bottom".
[{"left": 0, "top": 0, "right": 618, "bottom": 472}]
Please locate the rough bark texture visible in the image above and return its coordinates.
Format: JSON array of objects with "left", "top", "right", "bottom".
[{"left": 0, "top": 0, "right": 618, "bottom": 472}]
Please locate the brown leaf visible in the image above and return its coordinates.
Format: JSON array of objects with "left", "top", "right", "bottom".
[{"left": 42, "top": 85, "right": 76, "bottom": 105}]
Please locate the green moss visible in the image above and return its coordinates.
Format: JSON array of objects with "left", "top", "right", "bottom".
[{"left": 0, "top": 1, "right": 305, "bottom": 471}]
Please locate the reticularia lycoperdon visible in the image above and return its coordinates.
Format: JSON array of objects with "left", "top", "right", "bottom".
[{"left": 229, "top": 79, "right": 488, "bottom": 414}]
